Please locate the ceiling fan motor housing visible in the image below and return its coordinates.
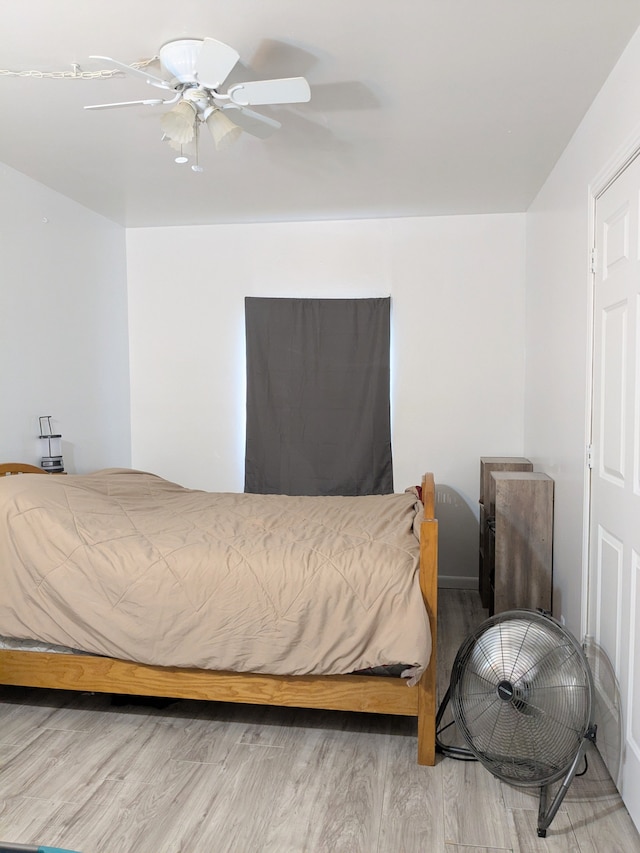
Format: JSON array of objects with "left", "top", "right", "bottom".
[{"left": 159, "top": 39, "right": 203, "bottom": 85}]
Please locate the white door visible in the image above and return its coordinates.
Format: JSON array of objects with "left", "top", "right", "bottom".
[{"left": 590, "top": 151, "right": 640, "bottom": 828}]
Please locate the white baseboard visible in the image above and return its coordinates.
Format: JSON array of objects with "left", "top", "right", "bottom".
[{"left": 437, "top": 575, "right": 477, "bottom": 590}]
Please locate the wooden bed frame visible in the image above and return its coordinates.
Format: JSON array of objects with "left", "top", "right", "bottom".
[{"left": 0, "top": 465, "right": 438, "bottom": 765}]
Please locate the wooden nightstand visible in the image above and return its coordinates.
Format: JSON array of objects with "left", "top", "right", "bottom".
[
  {"left": 489, "top": 471, "right": 554, "bottom": 615},
  {"left": 478, "top": 457, "right": 533, "bottom": 608}
]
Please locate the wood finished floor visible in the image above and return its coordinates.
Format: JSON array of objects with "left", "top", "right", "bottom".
[{"left": 1, "top": 588, "right": 639, "bottom": 853}]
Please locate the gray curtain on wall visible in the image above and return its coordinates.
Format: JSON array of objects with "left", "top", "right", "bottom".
[{"left": 244, "top": 297, "right": 393, "bottom": 496}]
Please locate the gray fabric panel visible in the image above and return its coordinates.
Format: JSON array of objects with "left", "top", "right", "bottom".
[{"left": 244, "top": 297, "right": 393, "bottom": 495}]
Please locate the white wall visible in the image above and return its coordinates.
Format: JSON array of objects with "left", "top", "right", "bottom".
[
  {"left": 127, "top": 213, "right": 526, "bottom": 585},
  {"left": 525, "top": 27, "right": 640, "bottom": 635},
  {"left": 0, "top": 164, "right": 131, "bottom": 472}
]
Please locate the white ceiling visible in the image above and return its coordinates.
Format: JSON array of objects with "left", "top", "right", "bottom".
[{"left": 2, "top": 1, "right": 639, "bottom": 228}]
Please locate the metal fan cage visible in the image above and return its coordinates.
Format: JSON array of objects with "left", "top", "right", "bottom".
[{"left": 439, "top": 609, "right": 597, "bottom": 837}]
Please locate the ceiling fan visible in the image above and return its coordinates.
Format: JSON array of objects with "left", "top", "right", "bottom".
[{"left": 85, "top": 37, "right": 311, "bottom": 164}]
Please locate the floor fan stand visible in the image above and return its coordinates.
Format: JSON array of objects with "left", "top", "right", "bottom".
[{"left": 535, "top": 725, "right": 597, "bottom": 837}]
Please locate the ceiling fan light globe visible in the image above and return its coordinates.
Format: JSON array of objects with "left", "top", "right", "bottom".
[
  {"left": 207, "top": 109, "right": 242, "bottom": 151},
  {"left": 160, "top": 100, "right": 197, "bottom": 144}
]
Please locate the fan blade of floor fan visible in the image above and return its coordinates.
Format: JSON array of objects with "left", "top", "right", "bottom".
[
  {"left": 228, "top": 77, "right": 311, "bottom": 106},
  {"left": 196, "top": 38, "right": 240, "bottom": 89},
  {"left": 90, "top": 56, "right": 172, "bottom": 89},
  {"left": 222, "top": 105, "right": 282, "bottom": 138},
  {"left": 84, "top": 98, "right": 166, "bottom": 110}
]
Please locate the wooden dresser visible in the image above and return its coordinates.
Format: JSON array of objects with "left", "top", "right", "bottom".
[{"left": 479, "top": 458, "right": 554, "bottom": 615}]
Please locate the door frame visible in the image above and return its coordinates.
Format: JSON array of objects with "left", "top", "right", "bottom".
[{"left": 584, "top": 124, "right": 640, "bottom": 640}]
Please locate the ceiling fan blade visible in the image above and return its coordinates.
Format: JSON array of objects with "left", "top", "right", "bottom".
[
  {"left": 227, "top": 77, "right": 311, "bottom": 107},
  {"left": 221, "top": 105, "right": 282, "bottom": 138},
  {"left": 84, "top": 98, "right": 166, "bottom": 110},
  {"left": 89, "top": 55, "right": 172, "bottom": 90},
  {"left": 196, "top": 38, "right": 240, "bottom": 89}
]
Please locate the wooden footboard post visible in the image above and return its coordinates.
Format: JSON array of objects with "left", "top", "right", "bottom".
[{"left": 417, "top": 473, "right": 438, "bottom": 765}]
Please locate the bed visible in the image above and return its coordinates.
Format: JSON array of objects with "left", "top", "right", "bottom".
[{"left": 0, "top": 464, "right": 438, "bottom": 765}]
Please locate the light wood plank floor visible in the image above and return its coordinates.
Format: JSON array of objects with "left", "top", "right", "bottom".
[{"left": 1, "top": 589, "right": 639, "bottom": 853}]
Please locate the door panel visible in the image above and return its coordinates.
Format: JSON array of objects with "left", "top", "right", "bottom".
[
  {"left": 631, "top": 551, "right": 640, "bottom": 758},
  {"left": 601, "top": 300, "right": 627, "bottom": 483},
  {"left": 591, "top": 154, "right": 640, "bottom": 830},
  {"left": 595, "top": 525, "right": 623, "bottom": 673}
]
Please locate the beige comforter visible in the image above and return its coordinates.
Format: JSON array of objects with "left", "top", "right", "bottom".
[{"left": 0, "top": 469, "right": 430, "bottom": 678}]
